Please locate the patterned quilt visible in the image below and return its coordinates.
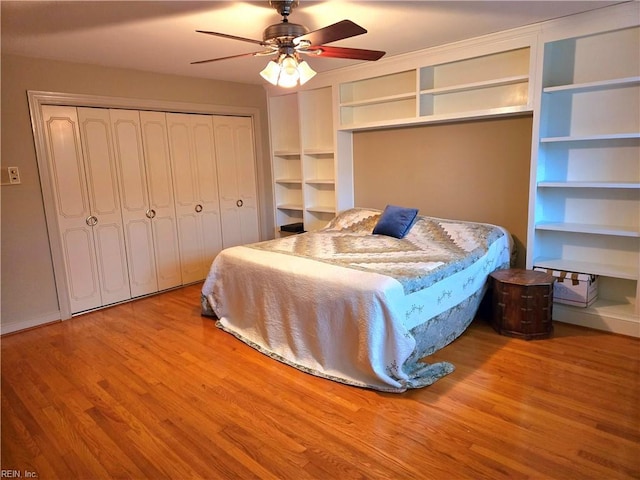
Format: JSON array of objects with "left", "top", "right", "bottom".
[{"left": 249, "top": 209, "right": 507, "bottom": 294}]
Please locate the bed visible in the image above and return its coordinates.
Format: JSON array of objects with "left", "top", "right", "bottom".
[{"left": 201, "top": 207, "right": 513, "bottom": 393}]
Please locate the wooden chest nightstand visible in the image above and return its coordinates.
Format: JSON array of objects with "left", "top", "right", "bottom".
[{"left": 489, "top": 269, "right": 556, "bottom": 340}]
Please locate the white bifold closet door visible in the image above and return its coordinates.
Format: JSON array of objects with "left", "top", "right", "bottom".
[
  {"left": 166, "top": 113, "right": 224, "bottom": 284},
  {"left": 41, "top": 105, "right": 131, "bottom": 313},
  {"left": 213, "top": 116, "right": 260, "bottom": 247},
  {"left": 109, "top": 109, "right": 182, "bottom": 297},
  {"left": 40, "top": 105, "right": 259, "bottom": 315}
]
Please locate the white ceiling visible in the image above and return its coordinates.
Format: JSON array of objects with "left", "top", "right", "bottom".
[{"left": 1, "top": 1, "right": 622, "bottom": 86}]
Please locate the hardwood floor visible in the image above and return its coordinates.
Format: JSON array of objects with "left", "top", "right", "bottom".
[{"left": 2, "top": 284, "right": 639, "bottom": 479}]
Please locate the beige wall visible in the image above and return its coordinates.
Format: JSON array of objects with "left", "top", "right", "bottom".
[
  {"left": 1, "top": 54, "right": 273, "bottom": 330},
  {"left": 353, "top": 115, "right": 532, "bottom": 267}
]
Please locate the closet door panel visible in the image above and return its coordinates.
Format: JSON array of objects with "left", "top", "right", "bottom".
[
  {"left": 166, "top": 113, "right": 222, "bottom": 283},
  {"left": 213, "top": 116, "right": 260, "bottom": 248},
  {"left": 78, "top": 110, "right": 120, "bottom": 216},
  {"left": 192, "top": 117, "right": 222, "bottom": 209},
  {"left": 191, "top": 116, "right": 224, "bottom": 266},
  {"left": 166, "top": 116, "right": 198, "bottom": 205},
  {"left": 153, "top": 217, "right": 183, "bottom": 289},
  {"left": 110, "top": 111, "right": 147, "bottom": 212},
  {"left": 212, "top": 121, "right": 239, "bottom": 246},
  {"left": 44, "top": 112, "right": 89, "bottom": 218},
  {"left": 201, "top": 211, "right": 224, "bottom": 264},
  {"left": 167, "top": 114, "right": 201, "bottom": 283},
  {"left": 120, "top": 219, "right": 156, "bottom": 295},
  {"left": 141, "top": 112, "right": 174, "bottom": 207},
  {"left": 78, "top": 107, "right": 131, "bottom": 306},
  {"left": 94, "top": 221, "right": 132, "bottom": 301},
  {"left": 176, "top": 214, "right": 206, "bottom": 284},
  {"left": 109, "top": 109, "right": 157, "bottom": 297},
  {"left": 63, "top": 227, "right": 101, "bottom": 307},
  {"left": 233, "top": 117, "right": 260, "bottom": 244},
  {"left": 42, "top": 106, "right": 102, "bottom": 313},
  {"left": 140, "top": 111, "right": 183, "bottom": 290}
]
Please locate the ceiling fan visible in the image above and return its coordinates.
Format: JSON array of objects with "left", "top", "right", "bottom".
[{"left": 191, "top": 0, "right": 386, "bottom": 87}]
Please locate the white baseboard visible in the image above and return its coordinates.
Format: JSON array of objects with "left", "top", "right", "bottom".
[{"left": 1, "top": 311, "right": 62, "bottom": 335}]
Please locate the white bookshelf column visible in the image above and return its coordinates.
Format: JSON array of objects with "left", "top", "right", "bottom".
[
  {"left": 531, "top": 26, "right": 640, "bottom": 336},
  {"left": 300, "top": 87, "right": 337, "bottom": 232},
  {"left": 269, "top": 86, "right": 339, "bottom": 236},
  {"left": 269, "top": 94, "right": 304, "bottom": 233}
]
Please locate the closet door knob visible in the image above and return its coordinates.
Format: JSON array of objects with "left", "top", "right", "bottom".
[
  {"left": 146, "top": 209, "right": 156, "bottom": 219},
  {"left": 195, "top": 204, "right": 203, "bottom": 213},
  {"left": 85, "top": 215, "right": 98, "bottom": 226},
  {"left": 236, "top": 199, "right": 243, "bottom": 207}
]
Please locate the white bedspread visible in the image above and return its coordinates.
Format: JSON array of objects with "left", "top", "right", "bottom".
[{"left": 202, "top": 209, "right": 512, "bottom": 392}]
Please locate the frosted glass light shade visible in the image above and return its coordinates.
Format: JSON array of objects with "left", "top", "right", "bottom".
[
  {"left": 297, "top": 60, "right": 317, "bottom": 85},
  {"left": 260, "top": 60, "right": 281, "bottom": 85},
  {"left": 278, "top": 55, "right": 300, "bottom": 87}
]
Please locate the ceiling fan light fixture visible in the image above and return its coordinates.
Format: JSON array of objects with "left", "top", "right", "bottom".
[{"left": 260, "top": 53, "right": 316, "bottom": 88}]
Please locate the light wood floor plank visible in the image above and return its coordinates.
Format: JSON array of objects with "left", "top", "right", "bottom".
[{"left": 2, "top": 283, "right": 639, "bottom": 479}]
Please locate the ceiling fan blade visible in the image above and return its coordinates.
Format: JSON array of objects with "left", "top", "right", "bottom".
[
  {"left": 191, "top": 51, "right": 273, "bottom": 65},
  {"left": 196, "top": 30, "right": 266, "bottom": 46},
  {"left": 310, "top": 45, "right": 386, "bottom": 61},
  {"left": 295, "top": 20, "right": 366, "bottom": 47}
]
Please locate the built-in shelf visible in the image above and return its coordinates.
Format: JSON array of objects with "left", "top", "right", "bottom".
[
  {"left": 537, "top": 181, "right": 640, "bottom": 188},
  {"left": 552, "top": 302, "right": 639, "bottom": 337},
  {"left": 419, "top": 47, "right": 530, "bottom": 118},
  {"left": 535, "top": 222, "right": 640, "bottom": 237},
  {"left": 339, "top": 92, "right": 416, "bottom": 108},
  {"left": 339, "top": 105, "right": 532, "bottom": 131},
  {"left": 305, "top": 179, "right": 335, "bottom": 185},
  {"left": 277, "top": 204, "right": 304, "bottom": 211},
  {"left": 339, "top": 69, "right": 416, "bottom": 124},
  {"left": 533, "top": 257, "right": 638, "bottom": 281},
  {"left": 553, "top": 299, "right": 638, "bottom": 326},
  {"left": 340, "top": 70, "right": 415, "bottom": 103},
  {"left": 306, "top": 206, "right": 336, "bottom": 214},
  {"left": 540, "top": 133, "right": 640, "bottom": 143},
  {"left": 529, "top": 22, "right": 640, "bottom": 336},
  {"left": 275, "top": 178, "right": 302, "bottom": 184},
  {"left": 273, "top": 150, "right": 301, "bottom": 156},
  {"left": 543, "top": 76, "right": 640, "bottom": 93},
  {"left": 303, "top": 148, "right": 334, "bottom": 155},
  {"left": 420, "top": 74, "right": 528, "bottom": 96}
]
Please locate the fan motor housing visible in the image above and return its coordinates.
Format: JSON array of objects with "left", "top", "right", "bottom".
[{"left": 263, "top": 22, "right": 308, "bottom": 43}]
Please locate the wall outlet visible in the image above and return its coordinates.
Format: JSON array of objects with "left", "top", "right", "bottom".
[{"left": 8, "top": 166, "right": 21, "bottom": 184}]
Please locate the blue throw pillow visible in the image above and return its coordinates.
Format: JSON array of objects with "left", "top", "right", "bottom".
[{"left": 372, "top": 205, "right": 419, "bottom": 239}]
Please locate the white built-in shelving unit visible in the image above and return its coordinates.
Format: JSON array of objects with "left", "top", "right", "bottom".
[
  {"left": 270, "top": 93, "right": 304, "bottom": 232},
  {"left": 268, "top": 86, "right": 344, "bottom": 235},
  {"left": 339, "top": 70, "right": 417, "bottom": 126},
  {"left": 418, "top": 47, "right": 530, "bottom": 117},
  {"left": 338, "top": 46, "right": 532, "bottom": 130},
  {"left": 300, "top": 87, "right": 338, "bottom": 231},
  {"left": 265, "top": 2, "right": 639, "bottom": 336},
  {"left": 528, "top": 20, "right": 640, "bottom": 336}
]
